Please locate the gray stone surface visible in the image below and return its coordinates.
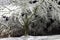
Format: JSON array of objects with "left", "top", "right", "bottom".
[{"left": 0, "top": 0, "right": 60, "bottom": 37}]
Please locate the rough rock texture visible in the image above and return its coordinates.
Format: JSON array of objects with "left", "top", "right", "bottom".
[
  {"left": 0, "top": 0, "right": 60, "bottom": 37},
  {"left": 0, "top": 12, "right": 24, "bottom": 37}
]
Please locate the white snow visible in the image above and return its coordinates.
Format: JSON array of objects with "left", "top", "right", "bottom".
[{"left": 0, "top": 35, "right": 60, "bottom": 40}]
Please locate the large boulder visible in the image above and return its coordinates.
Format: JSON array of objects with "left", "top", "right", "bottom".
[{"left": 0, "top": 0, "right": 60, "bottom": 37}]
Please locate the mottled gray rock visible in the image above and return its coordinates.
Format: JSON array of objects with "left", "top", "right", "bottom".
[
  {"left": 0, "top": 9, "right": 24, "bottom": 37},
  {"left": 0, "top": 0, "right": 60, "bottom": 37},
  {"left": 27, "top": 0, "right": 60, "bottom": 35}
]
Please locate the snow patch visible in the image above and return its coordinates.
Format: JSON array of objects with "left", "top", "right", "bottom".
[{"left": 0, "top": 35, "right": 60, "bottom": 40}]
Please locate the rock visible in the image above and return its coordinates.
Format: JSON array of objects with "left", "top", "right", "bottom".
[
  {"left": 0, "top": 12, "right": 24, "bottom": 37},
  {"left": 0, "top": 0, "right": 60, "bottom": 37},
  {"left": 28, "top": 0, "right": 60, "bottom": 35}
]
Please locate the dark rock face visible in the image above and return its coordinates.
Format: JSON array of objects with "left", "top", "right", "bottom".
[
  {"left": 29, "top": 17, "right": 60, "bottom": 36},
  {"left": 28, "top": 0, "right": 60, "bottom": 36}
]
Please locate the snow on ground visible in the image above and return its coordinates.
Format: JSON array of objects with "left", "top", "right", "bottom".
[{"left": 0, "top": 35, "right": 60, "bottom": 40}]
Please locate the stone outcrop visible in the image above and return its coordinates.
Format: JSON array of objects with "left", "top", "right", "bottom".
[{"left": 0, "top": 0, "right": 60, "bottom": 37}]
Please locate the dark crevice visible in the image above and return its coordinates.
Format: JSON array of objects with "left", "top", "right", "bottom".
[
  {"left": 5, "top": 17, "right": 9, "bottom": 21},
  {"left": 58, "top": 1, "right": 60, "bottom": 5},
  {"left": 21, "top": 13, "right": 25, "bottom": 16},
  {"left": 3, "top": 16, "right": 9, "bottom": 21},
  {"left": 3, "top": 16, "right": 6, "bottom": 18},
  {"left": 29, "top": 0, "right": 38, "bottom": 4}
]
